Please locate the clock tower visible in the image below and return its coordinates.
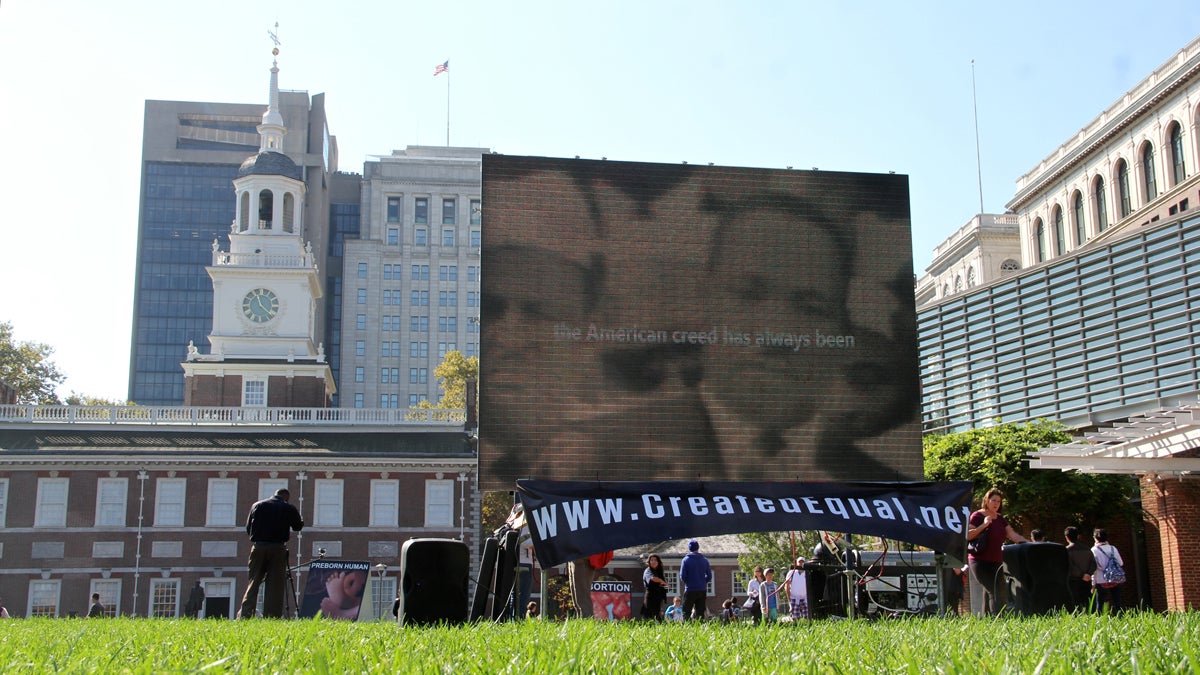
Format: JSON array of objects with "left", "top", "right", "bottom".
[{"left": 181, "top": 49, "right": 334, "bottom": 408}]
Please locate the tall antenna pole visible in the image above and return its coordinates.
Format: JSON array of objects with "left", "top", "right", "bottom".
[{"left": 971, "top": 59, "right": 984, "bottom": 215}]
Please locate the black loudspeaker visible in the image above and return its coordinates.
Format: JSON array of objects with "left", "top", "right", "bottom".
[
  {"left": 470, "top": 536, "right": 499, "bottom": 621},
  {"left": 1002, "top": 542, "right": 1072, "bottom": 615},
  {"left": 400, "top": 538, "right": 470, "bottom": 625},
  {"left": 491, "top": 529, "right": 519, "bottom": 620}
]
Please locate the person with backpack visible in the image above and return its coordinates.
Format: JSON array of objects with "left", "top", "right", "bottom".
[{"left": 1091, "top": 528, "right": 1125, "bottom": 613}]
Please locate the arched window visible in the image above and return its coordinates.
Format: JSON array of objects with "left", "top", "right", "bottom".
[
  {"left": 239, "top": 192, "right": 250, "bottom": 232},
  {"left": 1116, "top": 159, "right": 1132, "bottom": 219},
  {"left": 1072, "top": 192, "right": 1085, "bottom": 248},
  {"left": 257, "top": 189, "right": 274, "bottom": 230},
  {"left": 283, "top": 193, "right": 295, "bottom": 233},
  {"left": 942, "top": 283, "right": 951, "bottom": 298},
  {"left": 1035, "top": 220, "right": 1046, "bottom": 263},
  {"left": 954, "top": 275, "right": 963, "bottom": 293},
  {"left": 1049, "top": 211, "right": 1063, "bottom": 257},
  {"left": 1169, "top": 122, "right": 1186, "bottom": 186},
  {"left": 1093, "top": 176, "right": 1108, "bottom": 233},
  {"left": 966, "top": 267, "right": 977, "bottom": 288},
  {"left": 1142, "top": 142, "right": 1158, "bottom": 202},
  {"left": 1000, "top": 259, "right": 1020, "bottom": 273}
]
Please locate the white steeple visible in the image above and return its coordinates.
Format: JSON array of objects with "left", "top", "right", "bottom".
[{"left": 259, "top": 42, "right": 286, "bottom": 152}]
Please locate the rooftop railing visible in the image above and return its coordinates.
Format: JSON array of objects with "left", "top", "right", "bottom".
[{"left": 0, "top": 405, "right": 466, "bottom": 428}]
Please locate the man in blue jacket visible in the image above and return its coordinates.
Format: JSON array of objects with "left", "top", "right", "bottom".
[{"left": 679, "top": 539, "right": 712, "bottom": 620}]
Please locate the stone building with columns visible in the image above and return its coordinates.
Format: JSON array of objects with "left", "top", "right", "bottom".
[{"left": 920, "top": 35, "right": 1200, "bottom": 611}]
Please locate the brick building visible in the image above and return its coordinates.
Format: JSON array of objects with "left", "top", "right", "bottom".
[{"left": 0, "top": 408, "right": 474, "bottom": 617}]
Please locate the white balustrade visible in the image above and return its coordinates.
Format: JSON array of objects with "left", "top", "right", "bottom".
[{"left": 0, "top": 404, "right": 465, "bottom": 427}]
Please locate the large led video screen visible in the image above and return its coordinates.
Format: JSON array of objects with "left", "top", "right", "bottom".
[{"left": 479, "top": 155, "right": 921, "bottom": 490}]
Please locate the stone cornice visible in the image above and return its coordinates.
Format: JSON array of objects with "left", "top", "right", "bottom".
[
  {"left": 0, "top": 452, "right": 476, "bottom": 472},
  {"left": 1008, "top": 46, "right": 1200, "bottom": 210}
]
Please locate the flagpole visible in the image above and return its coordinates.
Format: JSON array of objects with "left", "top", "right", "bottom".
[
  {"left": 971, "top": 59, "right": 983, "bottom": 215},
  {"left": 434, "top": 61, "right": 450, "bottom": 146}
]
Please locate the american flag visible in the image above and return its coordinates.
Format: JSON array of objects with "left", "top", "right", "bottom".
[{"left": 434, "top": 60, "right": 449, "bottom": 76}]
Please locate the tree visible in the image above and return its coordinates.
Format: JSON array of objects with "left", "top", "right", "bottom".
[
  {"left": 0, "top": 321, "right": 65, "bottom": 404},
  {"left": 414, "top": 350, "right": 478, "bottom": 410},
  {"left": 737, "top": 530, "right": 822, "bottom": 578},
  {"left": 63, "top": 394, "right": 131, "bottom": 406},
  {"left": 480, "top": 490, "right": 514, "bottom": 540},
  {"left": 924, "top": 419, "right": 1138, "bottom": 531}
]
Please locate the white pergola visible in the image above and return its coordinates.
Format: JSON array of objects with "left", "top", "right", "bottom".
[{"left": 1029, "top": 400, "right": 1200, "bottom": 476}]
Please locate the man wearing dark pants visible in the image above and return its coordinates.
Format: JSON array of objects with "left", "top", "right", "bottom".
[
  {"left": 1064, "top": 526, "right": 1095, "bottom": 611},
  {"left": 679, "top": 539, "right": 712, "bottom": 620},
  {"left": 238, "top": 488, "right": 304, "bottom": 618}
]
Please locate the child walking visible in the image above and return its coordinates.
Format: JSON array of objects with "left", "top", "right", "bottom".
[{"left": 758, "top": 568, "right": 779, "bottom": 622}]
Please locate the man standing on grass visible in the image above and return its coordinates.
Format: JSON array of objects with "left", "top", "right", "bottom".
[
  {"left": 679, "top": 540, "right": 712, "bottom": 620},
  {"left": 238, "top": 488, "right": 304, "bottom": 618},
  {"left": 87, "top": 593, "right": 105, "bottom": 617},
  {"left": 782, "top": 557, "right": 810, "bottom": 620}
]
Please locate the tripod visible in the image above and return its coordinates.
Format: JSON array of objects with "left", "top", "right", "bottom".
[{"left": 282, "top": 548, "right": 326, "bottom": 619}]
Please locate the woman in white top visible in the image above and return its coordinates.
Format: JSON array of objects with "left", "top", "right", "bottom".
[{"left": 744, "top": 566, "right": 765, "bottom": 624}]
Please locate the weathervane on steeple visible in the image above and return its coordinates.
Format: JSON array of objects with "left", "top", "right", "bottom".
[
  {"left": 268, "top": 22, "right": 281, "bottom": 60},
  {"left": 259, "top": 21, "right": 286, "bottom": 151}
]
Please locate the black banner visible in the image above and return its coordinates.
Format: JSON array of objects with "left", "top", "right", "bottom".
[{"left": 516, "top": 480, "right": 973, "bottom": 568}]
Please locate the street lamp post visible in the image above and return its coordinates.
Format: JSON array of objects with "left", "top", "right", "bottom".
[
  {"left": 374, "top": 563, "right": 388, "bottom": 621},
  {"left": 133, "top": 470, "right": 149, "bottom": 616},
  {"left": 456, "top": 471, "right": 470, "bottom": 539}
]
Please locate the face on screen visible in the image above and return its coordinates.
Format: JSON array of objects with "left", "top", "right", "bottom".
[
  {"left": 693, "top": 198, "right": 921, "bottom": 478},
  {"left": 480, "top": 176, "right": 727, "bottom": 481},
  {"left": 693, "top": 199, "right": 852, "bottom": 467},
  {"left": 479, "top": 156, "right": 921, "bottom": 489},
  {"left": 480, "top": 245, "right": 611, "bottom": 453}
]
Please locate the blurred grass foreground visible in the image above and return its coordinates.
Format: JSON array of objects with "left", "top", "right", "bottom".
[{"left": 2, "top": 612, "right": 1198, "bottom": 674}]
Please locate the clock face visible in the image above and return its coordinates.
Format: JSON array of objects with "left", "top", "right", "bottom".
[{"left": 241, "top": 288, "right": 280, "bottom": 323}]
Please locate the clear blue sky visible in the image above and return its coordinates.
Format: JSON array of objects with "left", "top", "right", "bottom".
[{"left": 2, "top": 1, "right": 1198, "bottom": 401}]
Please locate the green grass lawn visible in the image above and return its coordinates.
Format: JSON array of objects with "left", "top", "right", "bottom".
[{"left": 2, "top": 612, "right": 1197, "bottom": 674}]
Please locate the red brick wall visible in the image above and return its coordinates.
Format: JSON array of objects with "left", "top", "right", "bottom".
[
  {"left": 186, "top": 374, "right": 329, "bottom": 407},
  {"left": 265, "top": 375, "right": 329, "bottom": 408},
  {"left": 184, "top": 374, "right": 234, "bottom": 406},
  {"left": 1141, "top": 474, "right": 1200, "bottom": 611},
  {"left": 0, "top": 466, "right": 475, "bottom": 616}
]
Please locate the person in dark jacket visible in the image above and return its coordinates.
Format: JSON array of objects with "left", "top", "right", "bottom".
[
  {"left": 237, "top": 488, "right": 304, "bottom": 618},
  {"left": 184, "top": 581, "right": 205, "bottom": 618},
  {"left": 86, "top": 593, "right": 105, "bottom": 617},
  {"left": 1064, "top": 526, "right": 1095, "bottom": 611}
]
